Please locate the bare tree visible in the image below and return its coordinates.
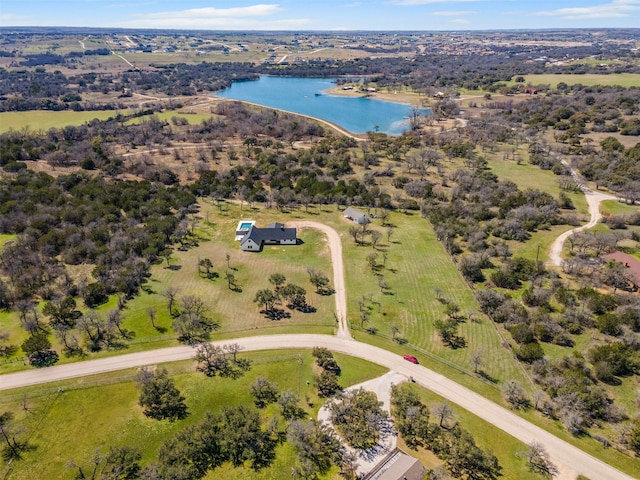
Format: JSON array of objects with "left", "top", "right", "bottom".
[
  {"left": 162, "top": 286, "right": 179, "bottom": 317},
  {"left": 519, "top": 442, "right": 559, "bottom": 477},
  {"left": 433, "top": 401, "right": 455, "bottom": 428}
]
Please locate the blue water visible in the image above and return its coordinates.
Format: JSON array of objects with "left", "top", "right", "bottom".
[{"left": 215, "top": 76, "right": 424, "bottom": 136}]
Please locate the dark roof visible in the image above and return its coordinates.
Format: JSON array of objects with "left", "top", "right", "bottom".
[{"left": 241, "top": 225, "right": 296, "bottom": 245}]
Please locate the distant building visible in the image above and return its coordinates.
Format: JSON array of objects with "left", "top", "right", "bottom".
[
  {"left": 238, "top": 223, "right": 297, "bottom": 252},
  {"left": 524, "top": 87, "right": 539, "bottom": 95},
  {"left": 343, "top": 207, "right": 370, "bottom": 225}
]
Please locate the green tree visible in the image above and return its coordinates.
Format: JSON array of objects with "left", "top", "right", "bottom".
[
  {"left": 315, "top": 370, "right": 341, "bottom": 398},
  {"left": 268, "top": 273, "right": 286, "bottom": 292},
  {"left": 329, "top": 388, "right": 389, "bottom": 450},
  {"left": 391, "top": 384, "right": 430, "bottom": 448},
  {"left": 250, "top": 377, "right": 279, "bottom": 408},
  {"left": 254, "top": 288, "right": 278, "bottom": 314},
  {"left": 137, "top": 368, "right": 188, "bottom": 421}
]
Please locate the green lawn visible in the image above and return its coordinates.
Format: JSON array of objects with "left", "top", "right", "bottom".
[
  {"left": 0, "top": 233, "right": 16, "bottom": 251},
  {"left": 600, "top": 199, "right": 640, "bottom": 217},
  {"left": 125, "top": 111, "right": 216, "bottom": 126},
  {"left": 0, "top": 351, "right": 387, "bottom": 480},
  {"left": 0, "top": 110, "right": 122, "bottom": 134},
  {"left": 487, "top": 156, "right": 589, "bottom": 216},
  {"left": 504, "top": 73, "right": 640, "bottom": 88}
]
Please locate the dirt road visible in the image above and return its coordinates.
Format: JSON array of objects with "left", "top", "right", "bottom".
[
  {"left": 290, "top": 220, "right": 352, "bottom": 339},
  {"left": 548, "top": 162, "right": 617, "bottom": 267},
  {"left": 0, "top": 334, "right": 634, "bottom": 480}
]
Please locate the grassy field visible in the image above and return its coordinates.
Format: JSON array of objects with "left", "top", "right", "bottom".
[
  {"left": 487, "top": 156, "right": 589, "bottom": 216},
  {"left": 600, "top": 199, "right": 640, "bottom": 217},
  {"left": 0, "top": 110, "right": 122, "bottom": 134},
  {"left": 505, "top": 73, "right": 640, "bottom": 88},
  {"left": 0, "top": 351, "right": 387, "bottom": 480}
]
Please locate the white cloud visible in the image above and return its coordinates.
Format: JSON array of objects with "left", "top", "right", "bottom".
[
  {"left": 0, "top": 13, "right": 30, "bottom": 23},
  {"left": 391, "top": 0, "right": 479, "bottom": 5},
  {"left": 449, "top": 18, "right": 471, "bottom": 24},
  {"left": 343, "top": 2, "right": 363, "bottom": 7},
  {"left": 119, "top": 4, "right": 313, "bottom": 29},
  {"left": 537, "top": 0, "right": 640, "bottom": 20},
  {"left": 433, "top": 10, "right": 476, "bottom": 16}
]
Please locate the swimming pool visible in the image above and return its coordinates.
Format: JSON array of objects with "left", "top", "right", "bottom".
[{"left": 239, "top": 222, "right": 253, "bottom": 230}]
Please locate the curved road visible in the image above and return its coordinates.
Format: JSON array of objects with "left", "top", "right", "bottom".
[
  {"left": 549, "top": 162, "right": 617, "bottom": 267},
  {"left": 0, "top": 334, "right": 634, "bottom": 480}
]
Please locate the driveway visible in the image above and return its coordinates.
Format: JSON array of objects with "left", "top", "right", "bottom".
[{"left": 0, "top": 334, "right": 635, "bottom": 480}]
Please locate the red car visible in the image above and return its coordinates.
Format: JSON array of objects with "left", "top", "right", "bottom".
[{"left": 403, "top": 354, "right": 419, "bottom": 364}]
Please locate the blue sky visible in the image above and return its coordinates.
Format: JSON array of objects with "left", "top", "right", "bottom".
[{"left": 1, "top": 1, "right": 640, "bottom": 30}]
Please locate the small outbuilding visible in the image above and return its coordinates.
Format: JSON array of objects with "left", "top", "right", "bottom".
[
  {"left": 601, "top": 251, "right": 640, "bottom": 290},
  {"left": 343, "top": 206, "right": 370, "bottom": 225}
]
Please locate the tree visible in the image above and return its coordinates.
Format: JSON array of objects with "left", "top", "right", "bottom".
[
  {"left": 198, "top": 258, "right": 213, "bottom": 278},
  {"left": 348, "top": 225, "right": 360, "bottom": 245},
  {"left": 519, "top": 441, "right": 558, "bottom": 477},
  {"left": 370, "top": 230, "right": 382, "bottom": 248},
  {"left": 194, "top": 342, "right": 251, "bottom": 378},
  {"left": 219, "top": 405, "right": 274, "bottom": 468},
  {"left": 287, "top": 420, "right": 343, "bottom": 478},
  {"left": 391, "top": 384, "right": 430, "bottom": 448},
  {"left": 445, "top": 429, "right": 501, "bottom": 480},
  {"left": 250, "top": 377, "right": 280, "bottom": 408},
  {"left": 21, "top": 332, "right": 59, "bottom": 367},
  {"left": 173, "top": 295, "right": 217, "bottom": 343},
  {"left": 471, "top": 350, "right": 483, "bottom": 374},
  {"left": 268, "top": 273, "right": 286, "bottom": 292},
  {"left": 162, "top": 286, "right": 179, "bottom": 317},
  {"left": 279, "top": 283, "right": 307, "bottom": 310},
  {"left": 329, "top": 388, "right": 390, "bottom": 450},
  {"left": 137, "top": 367, "right": 188, "bottom": 421},
  {"left": 629, "top": 418, "right": 640, "bottom": 455},
  {"left": 225, "top": 271, "right": 237, "bottom": 290},
  {"left": 254, "top": 288, "right": 278, "bottom": 314},
  {"left": 43, "top": 296, "right": 81, "bottom": 329},
  {"left": 277, "top": 390, "right": 306, "bottom": 420},
  {"left": 315, "top": 370, "right": 341, "bottom": 398},
  {"left": 146, "top": 307, "right": 157, "bottom": 330},
  {"left": 101, "top": 446, "right": 142, "bottom": 480},
  {"left": 0, "top": 411, "right": 29, "bottom": 461},
  {"left": 502, "top": 380, "right": 530, "bottom": 409},
  {"left": 307, "top": 267, "right": 331, "bottom": 294},
  {"left": 433, "top": 401, "right": 455, "bottom": 428}
]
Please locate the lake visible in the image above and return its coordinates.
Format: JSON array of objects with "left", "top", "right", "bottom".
[{"left": 215, "top": 76, "right": 423, "bottom": 136}]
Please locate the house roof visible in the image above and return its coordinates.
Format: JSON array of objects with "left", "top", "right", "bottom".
[
  {"left": 240, "top": 225, "right": 297, "bottom": 246},
  {"left": 363, "top": 449, "right": 424, "bottom": 480},
  {"left": 602, "top": 251, "right": 640, "bottom": 285},
  {"left": 343, "top": 206, "right": 369, "bottom": 221}
]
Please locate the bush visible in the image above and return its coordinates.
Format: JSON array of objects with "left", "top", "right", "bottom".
[{"left": 517, "top": 342, "right": 545, "bottom": 363}]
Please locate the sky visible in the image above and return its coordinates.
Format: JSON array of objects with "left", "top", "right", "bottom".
[{"left": 1, "top": 0, "right": 640, "bottom": 31}]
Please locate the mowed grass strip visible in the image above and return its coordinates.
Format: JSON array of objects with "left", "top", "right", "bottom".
[
  {"left": 336, "top": 209, "right": 527, "bottom": 386},
  {"left": 0, "top": 110, "right": 123, "bottom": 134},
  {"left": 0, "top": 351, "right": 387, "bottom": 480},
  {"left": 504, "top": 73, "right": 640, "bottom": 88}
]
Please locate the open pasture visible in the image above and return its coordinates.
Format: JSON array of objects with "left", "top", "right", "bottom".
[
  {"left": 0, "top": 110, "right": 121, "bottom": 134},
  {"left": 506, "top": 73, "right": 640, "bottom": 88},
  {"left": 0, "top": 351, "right": 387, "bottom": 480}
]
